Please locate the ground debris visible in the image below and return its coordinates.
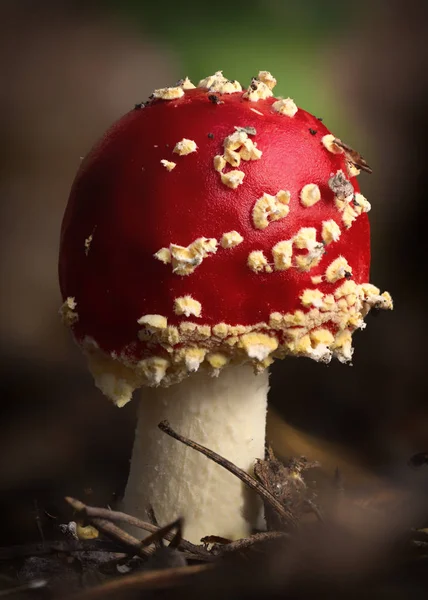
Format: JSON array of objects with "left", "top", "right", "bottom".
[
  {"left": 2, "top": 430, "right": 428, "bottom": 598},
  {"left": 254, "top": 447, "right": 321, "bottom": 530}
]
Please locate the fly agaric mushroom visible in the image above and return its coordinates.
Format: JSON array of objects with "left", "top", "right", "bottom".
[{"left": 59, "top": 70, "right": 392, "bottom": 543}]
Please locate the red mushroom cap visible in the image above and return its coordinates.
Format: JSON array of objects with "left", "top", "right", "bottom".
[{"left": 59, "top": 71, "right": 392, "bottom": 405}]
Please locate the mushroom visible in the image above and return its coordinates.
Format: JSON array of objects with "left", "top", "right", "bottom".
[{"left": 58, "top": 71, "right": 392, "bottom": 543}]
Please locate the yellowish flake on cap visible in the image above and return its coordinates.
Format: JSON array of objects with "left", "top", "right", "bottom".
[
  {"left": 240, "top": 138, "right": 262, "bottom": 161},
  {"left": 341, "top": 202, "right": 359, "bottom": 229},
  {"left": 179, "top": 322, "right": 196, "bottom": 334},
  {"left": 59, "top": 297, "right": 78, "bottom": 326},
  {"left": 311, "top": 275, "right": 323, "bottom": 285},
  {"left": 360, "top": 287, "right": 393, "bottom": 310},
  {"left": 346, "top": 293, "right": 357, "bottom": 307},
  {"left": 179, "top": 347, "right": 206, "bottom": 372},
  {"left": 295, "top": 252, "right": 324, "bottom": 272},
  {"left": 272, "top": 98, "right": 298, "bottom": 117},
  {"left": 224, "top": 148, "right": 241, "bottom": 167},
  {"left": 325, "top": 256, "right": 352, "bottom": 283},
  {"left": 257, "top": 71, "right": 277, "bottom": 90},
  {"left": 360, "top": 283, "right": 380, "bottom": 297},
  {"left": 229, "top": 325, "right": 249, "bottom": 336},
  {"left": 153, "top": 86, "right": 184, "bottom": 100},
  {"left": 320, "top": 294, "right": 335, "bottom": 312},
  {"left": 206, "top": 352, "right": 229, "bottom": 369},
  {"left": 214, "top": 155, "right": 227, "bottom": 172},
  {"left": 160, "top": 325, "right": 180, "bottom": 347},
  {"left": 310, "top": 328, "right": 335, "bottom": 346},
  {"left": 154, "top": 247, "right": 172, "bottom": 264},
  {"left": 222, "top": 130, "right": 262, "bottom": 168},
  {"left": 309, "top": 342, "right": 333, "bottom": 362},
  {"left": 269, "top": 312, "right": 284, "bottom": 329},
  {"left": 293, "top": 227, "right": 317, "bottom": 249},
  {"left": 243, "top": 74, "right": 274, "bottom": 102},
  {"left": 240, "top": 332, "right": 278, "bottom": 361},
  {"left": 173, "top": 138, "right": 197, "bottom": 156},
  {"left": 197, "top": 71, "right": 242, "bottom": 94},
  {"left": 225, "top": 336, "right": 239, "bottom": 347},
  {"left": 322, "top": 220, "right": 341, "bottom": 245},
  {"left": 137, "top": 357, "right": 169, "bottom": 386},
  {"left": 300, "top": 288, "right": 324, "bottom": 308},
  {"left": 224, "top": 130, "right": 247, "bottom": 150},
  {"left": 252, "top": 190, "right": 290, "bottom": 230},
  {"left": 160, "top": 159, "right": 176, "bottom": 171},
  {"left": 322, "top": 134, "right": 344, "bottom": 154},
  {"left": 379, "top": 291, "right": 393, "bottom": 310},
  {"left": 284, "top": 327, "right": 306, "bottom": 342},
  {"left": 337, "top": 298, "right": 348, "bottom": 310},
  {"left": 332, "top": 330, "right": 353, "bottom": 363},
  {"left": 212, "top": 323, "right": 229, "bottom": 338},
  {"left": 248, "top": 250, "right": 272, "bottom": 273},
  {"left": 300, "top": 183, "right": 321, "bottom": 207},
  {"left": 176, "top": 322, "right": 211, "bottom": 343},
  {"left": 272, "top": 239, "right": 293, "bottom": 270},
  {"left": 84, "top": 233, "right": 93, "bottom": 256},
  {"left": 334, "top": 279, "right": 357, "bottom": 299},
  {"left": 196, "top": 324, "right": 211, "bottom": 338},
  {"left": 137, "top": 314, "right": 167, "bottom": 330},
  {"left": 177, "top": 77, "right": 196, "bottom": 90},
  {"left": 353, "top": 193, "right": 371, "bottom": 214},
  {"left": 221, "top": 170, "right": 245, "bottom": 189},
  {"left": 169, "top": 237, "right": 218, "bottom": 275},
  {"left": 330, "top": 170, "right": 358, "bottom": 228},
  {"left": 291, "top": 334, "right": 312, "bottom": 354},
  {"left": 293, "top": 227, "right": 325, "bottom": 271},
  {"left": 174, "top": 295, "right": 202, "bottom": 318},
  {"left": 221, "top": 231, "right": 243, "bottom": 248}
]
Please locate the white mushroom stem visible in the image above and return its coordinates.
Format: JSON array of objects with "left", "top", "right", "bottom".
[{"left": 123, "top": 364, "right": 269, "bottom": 544}]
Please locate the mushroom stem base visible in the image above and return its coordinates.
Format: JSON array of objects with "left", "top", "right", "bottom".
[{"left": 122, "top": 364, "right": 269, "bottom": 543}]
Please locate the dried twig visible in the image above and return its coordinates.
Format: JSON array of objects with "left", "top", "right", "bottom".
[
  {"left": 333, "top": 138, "right": 373, "bottom": 174},
  {"left": 33, "top": 499, "right": 45, "bottom": 547},
  {"left": 254, "top": 448, "right": 323, "bottom": 528},
  {"left": 211, "top": 531, "right": 289, "bottom": 555},
  {"left": 0, "top": 540, "right": 123, "bottom": 561},
  {"left": 146, "top": 506, "right": 163, "bottom": 550},
  {"left": 158, "top": 420, "right": 298, "bottom": 529},
  {"left": 68, "top": 564, "right": 213, "bottom": 600},
  {"left": 305, "top": 499, "right": 325, "bottom": 523},
  {"left": 201, "top": 535, "right": 233, "bottom": 546},
  {"left": 64, "top": 497, "right": 211, "bottom": 560},
  {"left": 0, "top": 580, "right": 47, "bottom": 598},
  {"left": 65, "top": 497, "right": 153, "bottom": 558},
  {"left": 136, "top": 518, "right": 182, "bottom": 550}
]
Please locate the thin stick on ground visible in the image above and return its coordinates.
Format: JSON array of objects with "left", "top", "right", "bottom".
[
  {"left": 133, "top": 518, "right": 182, "bottom": 550},
  {"left": 0, "top": 540, "right": 125, "bottom": 561},
  {"left": 0, "top": 580, "right": 47, "bottom": 598},
  {"left": 68, "top": 564, "right": 213, "bottom": 600},
  {"left": 209, "top": 531, "right": 289, "bottom": 555},
  {"left": 33, "top": 499, "right": 45, "bottom": 547},
  {"left": 158, "top": 420, "right": 298, "bottom": 529},
  {"left": 65, "top": 497, "right": 153, "bottom": 558},
  {"left": 64, "top": 497, "right": 212, "bottom": 560},
  {"left": 146, "top": 506, "right": 163, "bottom": 550}
]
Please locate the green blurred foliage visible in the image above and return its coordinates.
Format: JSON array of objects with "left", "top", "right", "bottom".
[{"left": 104, "top": 0, "right": 358, "bottom": 131}]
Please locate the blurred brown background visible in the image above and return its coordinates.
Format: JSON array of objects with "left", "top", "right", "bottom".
[{"left": 1, "top": 0, "right": 427, "bottom": 545}]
